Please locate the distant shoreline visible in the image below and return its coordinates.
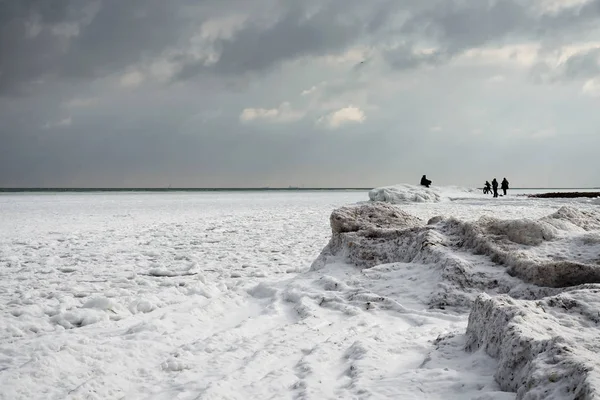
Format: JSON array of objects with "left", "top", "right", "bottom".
[{"left": 527, "top": 192, "right": 600, "bottom": 198}]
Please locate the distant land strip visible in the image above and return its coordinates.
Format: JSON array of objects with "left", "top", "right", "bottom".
[{"left": 527, "top": 192, "right": 600, "bottom": 198}]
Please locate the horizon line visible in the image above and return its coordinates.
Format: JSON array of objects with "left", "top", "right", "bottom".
[{"left": 1, "top": 186, "right": 599, "bottom": 192}]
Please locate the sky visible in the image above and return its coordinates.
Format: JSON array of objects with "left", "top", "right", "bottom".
[{"left": 1, "top": 0, "right": 600, "bottom": 188}]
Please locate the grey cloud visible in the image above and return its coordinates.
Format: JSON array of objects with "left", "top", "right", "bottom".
[
  {"left": 0, "top": 0, "right": 74, "bottom": 25},
  {"left": 62, "top": 0, "right": 193, "bottom": 78},
  {"left": 175, "top": 0, "right": 396, "bottom": 80},
  {"left": 0, "top": 2, "right": 64, "bottom": 95},
  {"left": 561, "top": 48, "right": 600, "bottom": 80},
  {"left": 4, "top": 0, "right": 600, "bottom": 96},
  {"left": 381, "top": 1, "right": 533, "bottom": 71},
  {"left": 539, "top": 0, "right": 600, "bottom": 34},
  {"left": 384, "top": 0, "right": 600, "bottom": 74},
  {"left": 1, "top": 0, "right": 403, "bottom": 96},
  {"left": 402, "top": 1, "right": 529, "bottom": 52},
  {"left": 0, "top": 0, "right": 92, "bottom": 95},
  {"left": 383, "top": 45, "right": 448, "bottom": 70},
  {"left": 0, "top": 0, "right": 199, "bottom": 95},
  {"left": 530, "top": 47, "right": 600, "bottom": 83}
]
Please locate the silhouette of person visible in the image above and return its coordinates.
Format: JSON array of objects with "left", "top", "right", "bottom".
[
  {"left": 420, "top": 175, "right": 432, "bottom": 188},
  {"left": 484, "top": 181, "right": 492, "bottom": 195},
  {"left": 501, "top": 178, "right": 509, "bottom": 196},
  {"left": 492, "top": 178, "right": 499, "bottom": 198}
]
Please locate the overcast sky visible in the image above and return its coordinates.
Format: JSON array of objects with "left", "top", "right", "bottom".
[{"left": 1, "top": 0, "right": 599, "bottom": 188}]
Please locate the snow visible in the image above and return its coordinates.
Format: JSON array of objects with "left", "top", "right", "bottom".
[
  {"left": 369, "top": 184, "right": 482, "bottom": 203},
  {"left": 1, "top": 189, "right": 599, "bottom": 399},
  {"left": 466, "top": 290, "right": 600, "bottom": 399}
]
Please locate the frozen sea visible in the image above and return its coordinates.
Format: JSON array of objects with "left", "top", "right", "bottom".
[{"left": 1, "top": 189, "right": 599, "bottom": 399}]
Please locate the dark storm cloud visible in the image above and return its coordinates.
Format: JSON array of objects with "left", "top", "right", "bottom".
[
  {"left": 402, "top": 0, "right": 529, "bottom": 52},
  {"left": 175, "top": 0, "right": 397, "bottom": 80},
  {"left": 61, "top": 0, "right": 191, "bottom": 78},
  {"left": 0, "top": 0, "right": 73, "bottom": 95},
  {"left": 0, "top": 0, "right": 74, "bottom": 25},
  {"left": 0, "top": 0, "right": 198, "bottom": 95},
  {"left": 1, "top": 0, "right": 395, "bottom": 95},
  {"left": 384, "top": 0, "right": 600, "bottom": 72},
  {"left": 3, "top": 0, "right": 600, "bottom": 95},
  {"left": 539, "top": 0, "right": 600, "bottom": 33}
]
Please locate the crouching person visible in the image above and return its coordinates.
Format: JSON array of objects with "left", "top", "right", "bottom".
[{"left": 420, "top": 175, "right": 432, "bottom": 188}]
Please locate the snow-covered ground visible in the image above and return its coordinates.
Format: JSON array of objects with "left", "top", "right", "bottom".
[{"left": 1, "top": 188, "right": 599, "bottom": 399}]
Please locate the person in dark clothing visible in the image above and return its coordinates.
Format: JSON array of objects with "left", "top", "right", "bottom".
[
  {"left": 483, "top": 181, "right": 492, "bottom": 195},
  {"left": 501, "top": 178, "right": 509, "bottom": 196},
  {"left": 492, "top": 178, "right": 499, "bottom": 198},
  {"left": 420, "top": 175, "right": 432, "bottom": 188}
]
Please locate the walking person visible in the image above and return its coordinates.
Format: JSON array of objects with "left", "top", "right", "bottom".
[
  {"left": 501, "top": 178, "right": 509, "bottom": 196},
  {"left": 492, "top": 178, "right": 499, "bottom": 198}
]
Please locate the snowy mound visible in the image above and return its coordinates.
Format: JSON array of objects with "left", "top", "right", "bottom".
[
  {"left": 467, "top": 290, "right": 600, "bottom": 399},
  {"left": 314, "top": 203, "right": 600, "bottom": 291},
  {"left": 312, "top": 202, "right": 600, "bottom": 398},
  {"left": 368, "top": 184, "right": 481, "bottom": 204}
]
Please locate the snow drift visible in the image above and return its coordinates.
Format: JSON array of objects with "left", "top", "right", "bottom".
[
  {"left": 313, "top": 202, "right": 600, "bottom": 399},
  {"left": 313, "top": 203, "right": 600, "bottom": 290},
  {"left": 467, "top": 289, "right": 600, "bottom": 399},
  {"left": 368, "top": 184, "right": 482, "bottom": 204}
]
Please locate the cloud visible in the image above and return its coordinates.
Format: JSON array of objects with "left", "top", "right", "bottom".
[
  {"left": 457, "top": 44, "right": 540, "bottom": 67},
  {"left": 537, "top": 0, "right": 591, "bottom": 13},
  {"left": 560, "top": 47, "right": 600, "bottom": 80},
  {"left": 383, "top": 45, "right": 448, "bottom": 70},
  {"left": 120, "top": 70, "right": 145, "bottom": 88},
  {"left": 532, "top": 128, "right": 556, "bottom": 139},
  {"left": 317, "top": 106, "right": 366, "bottom": 129},
  {"left": 62, "top": 97, "right": 98, "bottom": 108},
  {"left": 301, "top": 86, "right": 318, "bottom": 96},
  {"left": 43, "top": 116, "right": 72, "bottom": 129},
  {"left": 582, "top": 78, "right": 600, "bottom": 96},
  {"left": 530, "top": 45, "right": 600, "bottom": 83},
  {"left": 381, "top": 0, "right": 600, "bottom": 74},
  {"left": 319, "top": 47, "right": 371, "bottom": 66},
  {"left": 0, "top": 0, "right": 195, "bottom": 95},
  {"left": 174, "top": 1, "right": 396, "bottom": 80},
  {"left": 3, "top": 0, "right": 600, "bottom": 96},
  {"left": 240, "top": 102, "right": 305, "bottom": 123},
  {"left": 487, "top": 75, "right": 506, "bottom": 83},
  {"left": 198, "top": 14, "right": 249, "bottom": 42}
]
